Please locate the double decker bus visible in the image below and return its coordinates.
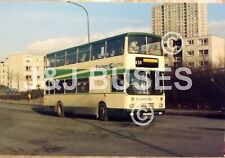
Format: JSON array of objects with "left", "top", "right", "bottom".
[{"left": 44, "top": 32, "right": 165, "bottom": 121}]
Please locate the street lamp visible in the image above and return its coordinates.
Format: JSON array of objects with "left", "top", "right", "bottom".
[{"left": 67, "top": 1, "right": 90, "bottom": 43}]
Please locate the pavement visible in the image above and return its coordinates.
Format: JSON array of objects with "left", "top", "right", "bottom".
[
  {"left": 0, "top": 99, "right": 43, "bottom": 106},
  {"left": 1, "top": 99, "right": 225, "bottom": 117},
  {"left": 0, "top": 102, "right": 224, "bottom": 157},
  {"left": 166, "top": 109, "right": 225, "bottom": 117}
]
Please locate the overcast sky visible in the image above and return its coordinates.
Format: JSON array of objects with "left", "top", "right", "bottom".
[{"left": 0, "top": 1, "right": 225, "bottom": 58}]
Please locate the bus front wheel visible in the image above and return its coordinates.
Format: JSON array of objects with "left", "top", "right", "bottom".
[
  {"left": 98, "top": 102, "right": 108, "bottom": 121},
  {"left": 56, "top": 101, "right": 64, "bottom": 117}
]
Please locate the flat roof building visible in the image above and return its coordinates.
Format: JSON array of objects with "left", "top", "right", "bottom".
[
  {"left": 152, "top": 3, "right": 208, "bottom": 38},
  {"left": 0, "top": 59, "right": 9, "bottom": 88},
  {"left": 165, "top": 35, "right": 225, "bottom": 70},
  {"left": 0, "top": 53, "right": 45, "bottom": 92},
  {"left": 183, "top": 35, "right": 225, "bottom": 70}
]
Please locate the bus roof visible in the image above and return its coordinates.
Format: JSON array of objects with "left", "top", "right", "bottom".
[{"left": 46, "top": 32, "right": 161, "bottom": 56}]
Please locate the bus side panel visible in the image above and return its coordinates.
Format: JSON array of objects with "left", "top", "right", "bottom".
[{"left": 44, "top": 93, "right": 126, "bottom": 116}]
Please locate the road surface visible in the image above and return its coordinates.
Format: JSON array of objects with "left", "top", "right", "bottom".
[{"left": 0, "top": 103, "right": 224, "bottom": 156}]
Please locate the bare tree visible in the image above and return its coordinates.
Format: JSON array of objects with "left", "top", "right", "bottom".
[
  {"left": 15, "top": 72, "right": 23, "bottom": 92},
  {"left": 8, "top": 71, "right": 14, "bottom": 89},
  {"left": 213, "top": 54, "right": 225, "bottom": 69}
]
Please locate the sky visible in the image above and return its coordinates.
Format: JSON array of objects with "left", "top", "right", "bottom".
[{"left": 0, "top": 1, "right": 225, "bottom": 58}]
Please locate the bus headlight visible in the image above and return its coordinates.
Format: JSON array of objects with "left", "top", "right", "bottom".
[{"left": 130, "top": 104, "right": 135, "bottom": 108}]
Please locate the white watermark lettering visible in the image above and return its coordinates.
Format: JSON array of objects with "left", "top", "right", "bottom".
[
  {"left": 175, "top": 67, "right": 192, "bottom": 91},
  {"left": 161, "top": 32, "right": 184, "bottom": 56},
  {"left": 90, "top": 68, "right": 108, "bottom": 91}
]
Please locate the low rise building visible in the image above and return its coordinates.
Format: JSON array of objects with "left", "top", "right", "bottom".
[
  {"left": 0, "top": 59, "right": 9, "bottom": 87},
  {"left": 165, "top": 35, "right": 225, "bottom": 70},
  {"left": 183, "top": 35, "right": 225, "bottom": 70},
  {"left": 0, "top": 53, "right": 45, "bottom": 92}
]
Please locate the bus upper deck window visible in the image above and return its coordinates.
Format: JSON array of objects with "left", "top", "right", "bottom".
[
  {"left": 66, "top": 49, "right": 77, "bottom": 65},
  {"left": 91, "top": 42, "right": 105, "bottom": 60},
  {"left": 129, "top": 41, "right": 139, "bottom": 53},
  {"left": 55, "top": 52, "right": 65, "bottom": 67},
  {"left": 106, "top": 38, "right": 124, "bottom": 57},
  {"left": 47, "top": 54, "right": 55, "bottom": 68},
  {"left": 80, "top": 54, "right": 87, "bottom": 62},
  {"left": 78, "top": 46, "right": 90, "bottom": 63},
  {"left": 146, "top": 36, "right": 161, "bottom": 56},
  {"left": 128, "top": 36, "right": 146, "bottom": 54}
]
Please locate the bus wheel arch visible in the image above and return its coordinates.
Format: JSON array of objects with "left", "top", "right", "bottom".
[
  {"left": 56, "top": 101, "right": 64, "bottom": 117},
  {"left": 98, "top": 101, "right": 108, "bottom": 121}
]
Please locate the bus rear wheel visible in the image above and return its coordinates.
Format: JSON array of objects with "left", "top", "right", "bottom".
[
  {"left": 98, "top": 102, "right": 108, "bottom": 121},
  {"left": 56, "top": 101, "right": 64, "bottom": 117}
]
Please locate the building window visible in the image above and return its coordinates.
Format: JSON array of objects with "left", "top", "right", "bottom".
[
  {"left": 187, "top": 62, "right": 194, "bottom": 67},
  {"left": 27, "top": 59, "right": 32, "bottom": 63},
  {"left": 199, "top": 50, "right": 203, "bottom": 56},
  {"left": 186, "top": 40, "right": 194, "bottom": 45},
  {"left": 204, "top": 61, "right": 209, "bottom": 66},
  {"left": 187, "top": 51, "right": 194, "bottom": 56},
  {"left": 198, "top": 39, "right": 203, "bottom": 45},
  {"left": 26, "top": 75, "right": 32, "bottom": 81},
  {"left": 175, "top": 57, "right": 182, "bottom": 62},
  {"left": 198, "top": 38, "right": 208, "bottom": 45},
  {"left": 199, "top": 60, "right": 209, "bottom": 67},
  {"left": 199, "top": 49, "right": 208, "bottom": 56},
  {"left": 203, "top": 38, "right": 208, "bottom": 45},
  {"left": 26, "top": 66, "right": 32, "bottom": 71}
]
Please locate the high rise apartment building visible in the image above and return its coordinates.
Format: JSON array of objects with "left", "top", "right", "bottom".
[{"left": 152, "top": 3, "right": 208, "bottom": 38}]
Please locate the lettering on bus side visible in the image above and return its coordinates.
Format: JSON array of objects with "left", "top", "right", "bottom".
[{"left": 95, "top": 63, "right": 123, "bottom": 69}]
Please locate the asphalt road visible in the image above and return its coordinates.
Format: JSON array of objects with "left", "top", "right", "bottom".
[{"left": 0, "top": 103, "right": 224, "bottom": 157}]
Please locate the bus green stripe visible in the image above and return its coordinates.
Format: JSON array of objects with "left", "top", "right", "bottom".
[
  {"left": 45, "top": 69, "right": 85, "bottom": 78},
  {"left": 55, "top": 69, "right": 72, "bottom": 77},
  {"left": 56, "top": 69, "right": 126, "bottom": 80}
]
